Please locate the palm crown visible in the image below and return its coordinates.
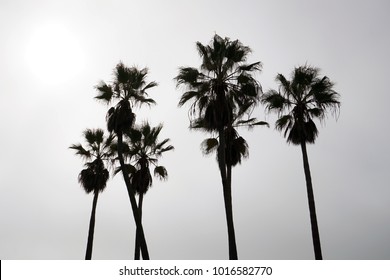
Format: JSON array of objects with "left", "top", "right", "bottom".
[
  {"left": 176, "top": 34, "right": 262, "bottom": 131},
  {"left": 115, "top": 122, "right": 174, "bottom": 195},
  {"left": 95, "top": 62, "right": 157, "bottom": 133},
  {"left": 70, "top": 128, "right": 114, "bottom": 194},
  {"left": 261, "top": 65, "right": 340, "bottom": 144}
]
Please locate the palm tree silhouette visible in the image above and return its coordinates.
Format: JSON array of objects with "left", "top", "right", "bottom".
[
  {"left": 95, "top": 62, "right": 157, "bottom": 260},
  {"left": 175, "top": 34, "right": 262, "bottom": 259},
  {"left": 70, "top": 128, "right": 114, "bottom": 260},
  {"left": 261, "top": 65, "right": 340, "bottom": 260},
  {"left": 117, "top": 122, "right": 173, "bottom": 259}
]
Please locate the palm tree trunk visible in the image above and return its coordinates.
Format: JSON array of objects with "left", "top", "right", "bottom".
[
  {"left": 117, "top": 132, "right": 150, "bottom": 260},
  {"left": 85, "top": 191, "right": 99, "bottom": 260},
  {"left": 218, "top": 127, "right": 238, "bottom": 260},
  {"left": 134, "top": 193, "right": 144, "bottom": 260},
  {"left": 300, "top": 141, "right": 323, "bottom": 260}
]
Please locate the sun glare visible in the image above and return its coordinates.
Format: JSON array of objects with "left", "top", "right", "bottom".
[{"left": 25, "top": 22, "right": 85, "bottom": 87}]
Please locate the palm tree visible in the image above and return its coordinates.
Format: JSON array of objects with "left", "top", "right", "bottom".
[
  {"left": 261, "top": 65, "right": 340, "bottom": 260},
  {"left": 118, "top": 122, "right": 173, "bottom": 259},
  {"left": 95, "top": 62, "right": 157, "bottom": 260},
  {"left": 175, "top": 34, "right": 262, "bottom": 259},
  {"left": 70, "top": 128, "right": 114, "bottom": 260}
]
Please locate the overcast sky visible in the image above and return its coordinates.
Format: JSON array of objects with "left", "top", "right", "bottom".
[{"left": 1, "top": 0, "right": 389, "bottom": 260}]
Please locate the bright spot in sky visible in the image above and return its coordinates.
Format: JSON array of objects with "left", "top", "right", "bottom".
[{"left": 25, "top": 22, "right": 85, "bottom": 87}]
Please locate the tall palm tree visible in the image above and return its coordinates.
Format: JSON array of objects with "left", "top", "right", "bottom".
[
  {"left": 95, "top": 62, "right": 157, "bottom": 260},
  {"left": 119, "top": 122, "right": 173, "bottom": 259},
  {"left": 261, "top": 65, "right": 340, "bottom": 260},
  {"left": 175, "top": 34, "right": 262, "bottom": 259},
  {"left": 70, "top": 128, "right": 114, "bottom": 260}
]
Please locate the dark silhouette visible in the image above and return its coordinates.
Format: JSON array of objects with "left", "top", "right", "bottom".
[
  {"left": 200, "top": 112, "right": 268, "bottom": 167},
  {"left": 175, "top": 34, "right": 263, "bottom": 259},
  {"left": 70, "top": 128, "right": 114, "bottom": 260},
  {"left": 95, "top": 62, "right": 157, "bottom": 260},
  {"left": 115, "top": 122, "right": 174, "bottom": 259},
  {"left": 261, "top": 65, "right": 340, "bottom": 260}
]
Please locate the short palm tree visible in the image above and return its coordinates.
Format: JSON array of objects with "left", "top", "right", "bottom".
[
  {"left": 95, "top": 62, "right": 157, "bottom": 260},
  {"left": 261, "top": 65, "right": 340, "bottom": 260},
  {"left": 119, "top": 122, "right": 173, "bottom": 259},
  {"left": 70, "top": 128, "right": 114, "bottom": 260},
  {"left": 175, "top": 34, "right": 262, "bottom": 259}
]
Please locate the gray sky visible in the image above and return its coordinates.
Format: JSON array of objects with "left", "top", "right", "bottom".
[{"left": 1, "top": 0, "right": 389, "bottom": 260}]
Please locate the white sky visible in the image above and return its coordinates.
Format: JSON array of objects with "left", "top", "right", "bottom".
[{"left": 0, "top": 0, "right": 389, "bottom": 260}]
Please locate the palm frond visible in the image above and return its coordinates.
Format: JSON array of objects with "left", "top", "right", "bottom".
[
  {"left": 286, "top": 119, "right": 319, "bottom": 144},
  {"left": 261, "top": 90, "right": 288, "bottom": 112},
  {"left": 275, "top": 115, "right": 294, "bottom": 137},
  {"left": 175, "top": 67, "right": 202, "bottom": 89},
  {"left": 250, "top": 121, "right": 269, "bottom": 128},
  {"left": 83, "top": 129, "right": 99, "bottom": 146},
  {"left": 178, "top": 91, "right": 201, "bottom": 107},
  {"left": 69, "top": 144, "right": 91, "bottom": 159},
  {"left": 133, "top": 95, "right": 156, "bottom": 107},
  {"left": 229, "top": 136, "right": 249, "bottom": 166},
  {"left": 239, "top": 61, "right": 262, "bottom": 72},
  {"left": 95, "top": 82, "right": 114, "bottom": 103},
  {"left": 307, "top": 108, "right": 324, "bottom": 119},
  {"left": 114, "top": 164, "right": 136, "bottom": 176},
  {"left": 103, "top": 132, "right": 116, "bottom": 150},
  {"left": 142, "top": 81, "right": 158, "bottom": 92},
  {"left": 154, "top": 166, "right": 168, "bottom": 180},
  {"left": 200, "top": 138, "right": 219, "bottom": 155}
]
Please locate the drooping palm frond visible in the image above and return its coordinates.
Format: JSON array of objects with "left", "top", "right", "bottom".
[
  {"left": 201, "top": 138, "right": 219, "bottom": 155},
  {"left": 228, "top": 135, "right": 249, "bottom": 166},
  {"left": 286, "top": 119, "right": 319, "bottom": 145},
  {"left": 132, "top": 167, "right": 152, "bottom": 194},
  {"left": 200, "top": 126, "right": 252, "bottom": 166},
  {"left": 275, "top": 114, "right": 295, "bottom": 142},
  {"left": 79, "top": 168, "right": 96, "bottom": 194},
  {"left": 154, "top": 166, "right": 168, "bottom": 180}
]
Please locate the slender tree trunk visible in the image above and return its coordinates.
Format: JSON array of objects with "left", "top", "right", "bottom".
[
  {"left": 134, "top": 193, "right": 144, "bottom": 260},
  {"left": 218, "top": 127, "right": 238, "bottom": 260},
  {"left": 300, "top": 141, "right": 323, "bottom": 260},
  {"left": 117, "top": 132, "right": 150, "bottom": 260},
  {"left": 85, "top": 191, "right": 99, "bottom": 260}
]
